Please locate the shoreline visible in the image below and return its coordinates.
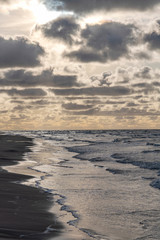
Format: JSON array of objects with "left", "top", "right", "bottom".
[{"left": 0, "top": 134, "right": 63, "bottom": 240}]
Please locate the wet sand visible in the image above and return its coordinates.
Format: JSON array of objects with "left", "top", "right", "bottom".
[{"left": 0, "top": 134, "right": 63, "bottom": 240}]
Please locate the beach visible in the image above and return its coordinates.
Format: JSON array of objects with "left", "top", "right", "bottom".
[
  {"left": 1, "top": 130, "right": 160, "bottom": 240},
  {"left": 0, "top": 134, "right": 63, "bottom": 240}
]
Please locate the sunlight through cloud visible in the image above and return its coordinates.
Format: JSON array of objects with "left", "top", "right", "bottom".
[{"left": 29, "top": 0, "right": 61, "bottom": 24}]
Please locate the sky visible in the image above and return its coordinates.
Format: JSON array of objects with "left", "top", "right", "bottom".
[{"left": 0, "top": 0, "right": 160, "bottom": 130}]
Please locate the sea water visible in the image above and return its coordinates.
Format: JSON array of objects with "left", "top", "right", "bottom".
[{"left": 4, "top": 130, "right": 160, "bottom": 240}]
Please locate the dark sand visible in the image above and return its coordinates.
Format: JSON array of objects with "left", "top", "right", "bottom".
[{"left": 0, "top": 135, "right": 63, "bottom": 240}]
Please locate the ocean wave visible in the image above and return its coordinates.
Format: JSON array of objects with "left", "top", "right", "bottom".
[
  {"left": 106, "top": 168, "right": 130, "bottom": 175},
  {"left": 80, "top": 228, "right": 110, "bottom": 240},
  {"left": 117, "top": 159, "right": 160, "bottom": 171},
  {"left": 150, "top": 179, "right": 160, "bottom": 189},
  {"left": 146, "top": 142, "right": 160, "bottom": 147},
  {"left": 142, "top": 150, "right": 160, "bottom": 153}
]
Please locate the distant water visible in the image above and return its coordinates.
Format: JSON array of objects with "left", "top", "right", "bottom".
[{"left": 4, "top": 130, "right": 160, "bottom": 240}]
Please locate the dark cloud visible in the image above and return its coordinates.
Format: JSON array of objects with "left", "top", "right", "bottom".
[
  {"left": 105, "top": 100, "right": 126, "bottom": 105},
  {"left": 133, "top": 83, "right": 153, "bottom": 88},
  {"left": 134, "top": 95, "right": 143, "bottom": 99},
  {"left": 90, "top": 72, "right": 112, "bottom": 86},
  {"left": 0, "top": 88, "right": 47, "bottom": 97},
  {"left": 139, "top": 99, "right": 149, "bottom": 104},
  {"left": 11, "top": 100, "right": 24, "bottom": 104},
  {"left": 153, "top": 81, "right": 160, "bottom": 87},
  {"left": 12, "top": 101, "right": 54, "bottom": 111},
  {"left": 143, "top": 20, "right": 160, "bottom": 51},
  {"left": 66, "top": 108, "right": 99, "bottom": 116},
  {"left": 31, "top": 99, "right": 59, "bottom": 106},
  {"left": 13, "top": 105, "right": 32, "bottom": 111},
  {"left": 52, "top": 74, "right": 80, "bottom": 87},
  {"left": 84, "top": 99, "right": 104, "bottom": 105},
  {"left": 39, "top": 16, "right": 80, "bottom": 45},
  {"left": 42, "top": 0, "right": 160, "bottom": 13},
  {"left": 51, "top": 86, "right": 132, "bottom": 96},
  {"left": 0, "top": 36, "right": 44, "bottom": 68},
  {"left": 68, "top": 107, "right": 159, "bottom": 117},
  {"left": 113, "top": 108, "right": 160, "bottom": 117},
  {"left": 0, "top": 110, "right": 8, "bottom": 114},
  {"left": 84, "top": 99, "right": 126, "bottom": 105},
  {"left": 133, "top": 82, "right": 160, "bottom": 95},
  {"left": 11, "top": 99, "right": 60, "bottom": 112},
  {"left": 64, "top": 48, "right": 108, "bottom": 63},
  {"left": 64, "top": 22, "right": 137, "bottom": 62},
  {"left": 134, "top": 51, "right": 151, "bottom": 60},
  {"left": 144, "top": 32, "right": 160, "bottom": 50},
  {"left": 81, "top": 22, "right": 136, "bottom": 52},
  {"left": 127, "top": 102, "right": 138, "bottom": 107},
  {"left": 0, "top": 0, "right": 10, "bottom": 3},
  {"left": 0, "top": 69, "right": 79, "bottom": 88},
  {"left": 134, "top": 67, "right": 152, "bottom": 79},
  {"left": 65, "top": 97, "right": 100, "bottom": 100},
  {"left": 31, "top": 99, "right": 51, "bottom": 105},
  {"left": 62, "top": 102, "right": 94, "bottom": 110}
]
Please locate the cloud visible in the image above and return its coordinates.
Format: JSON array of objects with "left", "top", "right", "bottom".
[
  {"left": 132, "top": 82, "right": 160, "bottom": 95},
  {"left": 105, "top": 100, "right": 126, "bottom": 105},
  {"left": 13, "top": 105, "right": 32, "bottom": 111},
  {"left": 67, "top": 107, "right": 160, "bottom": 117},
  {"left": 0, "top": 36, "right": 44, "bottom": 68},
  {"left": 51, "top": 86, "right": 132, "bottom": 96},
  {"left": 127, "top": 102, "right": 138, "bottom": 107},
  {"left": 64, "top": 48, "right": 108, "bottom": 63},
  {"left": 81, "top": 22, "right": 136, "bottom": 52},
  {"left": 31, "top": 99, "right": 60, "bottom": 105},
  {"left": 67, "top": 108, "right": 99, "bottom": 115},
  {"left": 42, "top": 0, "right": 160, "bottom": 13},
  {"left": 134, "top": 51, "right": 151, "bottom": 60},
  {"left": 0, "top": 0, "right": 10, "bottom": 3},
  {"left": 52, "top": 74, "right": 80, "bottom": 87},
  {"left": 110, "top": 66, "right": 160, "bottom": 86},
  {"left": 64, "top": 22, "right": 137, "bottom": 62},
  {"left": 64, "top": 65, "right": 82, "bottom": 74},
  {"left": 134, "top": 67, "right": 152, "bottom": 79},
  {"left": 112, "top": 66, "right": 160, "bottom": 95},
  {"left": 84, "top": 99, "right": 126, "bottom": 105},
  {"left": 0, "top": 110, "right": 8, "bottom": 114},
  {"left": 90, "top": 72, "right": 112, "bottom": 86},
  {"left": 62, "top": 102, "right": 94, "bottom": 110},
  {"left": 153, "top": 81, "right": 160, "bottom": 87},
  {"left": 144, "top": 32, "right": 160, "bottom": 50},
  {"left": 39, "top": 16, "right": 80, "bottom": 45},
  {"left": 144, "top": 20, "right": 160, "bottom": 50},
  {"left": 133, "top": 83, "right": 152, "bottom": 88},
  {"left": 0, "top": 88, "right": 47, "bottom": 97},
  {"left": 0, "top": 68, "right": 80, "bottom": 88}
]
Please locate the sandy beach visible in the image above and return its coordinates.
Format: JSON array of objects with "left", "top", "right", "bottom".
[{"left": 0, "top": 134, "right": 63, "bottom": 240}]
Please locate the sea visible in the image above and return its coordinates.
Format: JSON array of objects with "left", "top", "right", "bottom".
[{"left": 3, "top": 129, "right": 160, "bottom": 240}]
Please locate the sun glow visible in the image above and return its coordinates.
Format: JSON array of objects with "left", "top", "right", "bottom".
[
  {"left": 29, "top": 0, "right": 61, "bottom": 24},
  {"left": 84, "top": 15, "right": 112, "bottom": 26}
]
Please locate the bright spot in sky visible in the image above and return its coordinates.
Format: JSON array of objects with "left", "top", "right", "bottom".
[
  {"left": 84, "top": 14, "right": 112, "bottom": 26},
  {"left": 85, "top": 16, "right": 103, "bottom": 25},
  {"left": 29, "top": 0, "right": 61, "bottom": 24}
]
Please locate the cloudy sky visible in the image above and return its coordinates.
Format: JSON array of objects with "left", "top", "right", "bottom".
[{"left": 0, "top": 0, "right": 160, "bottom": 130}]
